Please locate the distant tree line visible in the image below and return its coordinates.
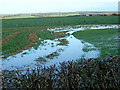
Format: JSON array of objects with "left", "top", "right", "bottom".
[
  {"left": 112, "top": 13, "right": 120, "bottom": 16},
  {"left": 1, "top": 13, "right": 120, "bottom": 18}
]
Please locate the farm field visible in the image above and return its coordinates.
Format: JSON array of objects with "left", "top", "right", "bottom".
[
  {"left": 2, "top": 16, "right": 118, "bottom": 28},
  {"left": 1, "top": 15, "right": 119, "bottom": 71},
  {"left": 2, "top": 16, "right": 118, "bottom": 56}
]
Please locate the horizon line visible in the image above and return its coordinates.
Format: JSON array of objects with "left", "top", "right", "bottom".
[{"left": 0, "top": 10, "right": 118, "bottom": 15}]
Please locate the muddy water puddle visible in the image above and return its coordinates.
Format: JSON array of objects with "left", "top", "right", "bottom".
[{"left": 2, "top": 25, "right": 119, "bottom": 70}]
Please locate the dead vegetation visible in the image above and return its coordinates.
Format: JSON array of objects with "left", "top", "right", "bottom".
[
  {"left": 45, "top": 52, "right": 59, "bottom": 59},
  {"left": 2, "top": 56, "right": 120, "bottom": 89},
  {"left": 52, "top": 31, "right": 68, "bottom": 38},
  {"left": 57, "top": 39, "right": 69, "bottom": 46}
]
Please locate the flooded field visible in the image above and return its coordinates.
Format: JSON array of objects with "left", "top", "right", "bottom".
[{"left": 2, "top": 25, "right": 119, "bottom": 70}]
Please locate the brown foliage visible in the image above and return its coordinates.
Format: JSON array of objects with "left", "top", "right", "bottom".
[{"left": 2, "top": 56, "right": 120, "bottom": 89}]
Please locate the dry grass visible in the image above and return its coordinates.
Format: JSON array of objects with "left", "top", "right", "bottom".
[{"left": 2, "top": 56, "right": 120, "bottom": 89}]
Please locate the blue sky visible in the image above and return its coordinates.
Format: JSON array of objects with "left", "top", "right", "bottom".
[{"left": 0, "top": 0, "right": 119, "bottom": 14}]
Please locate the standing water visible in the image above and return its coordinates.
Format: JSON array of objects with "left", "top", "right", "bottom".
[{"left": 2, "top": 25, "right": 119, "bottom": 70}]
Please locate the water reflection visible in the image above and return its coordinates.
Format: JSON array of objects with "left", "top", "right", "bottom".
[{"left": 2, "top": 25, "right": 119, "bottom": 70}]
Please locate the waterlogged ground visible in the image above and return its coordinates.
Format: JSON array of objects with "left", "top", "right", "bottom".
[{"left": 2, "top": 25, "right": 119, "bottom": 70}]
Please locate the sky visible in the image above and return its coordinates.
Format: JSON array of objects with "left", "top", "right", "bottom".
[{"left": 0, "top": 0, "right": 119, "bottom": 14}]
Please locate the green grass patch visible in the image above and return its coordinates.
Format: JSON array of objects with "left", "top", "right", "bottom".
[
  {"left": 2, "top": 16, "right": 37, "bottom": 19},
  {"left": 82, "top": 44, "right": 97, "bottom": 52},
  {"left": 2, "top": 30, "right": 57, "bottom": 55},
  {"left": 36, "top": 30, "right": 55, "bottom": 40},
  {"left": 44, "top": 14, "right": 80, "bottom": 17},
  {"left": 2, "top": 31, "right": 17, "bottom": 39},
  {"left": 34, "top": 57, "right": 47, "bottom": 65},
  {"left": 2, "top": 32, "right": 31, "bottom": 55},
  {"left": 73, "top": 29, "right": 118, "bottom": 58},
  {"left": 2, "top": 16, "right": 118, "bottom": 29}
]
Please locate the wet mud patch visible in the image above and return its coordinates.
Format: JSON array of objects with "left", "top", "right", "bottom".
[
  {"left": 52, "top": 31, "right": 68, "bottom": 38},
  {"left": 45, "top": 52, "right": 59, "bottom": 59},
  {"left": 57, "top": 39, "right": 69, "bottom": 46},
  {"left": 28, "top": 32, "right": 39, "bottom": 45},
  {"left": 22, "top": 52, "right": 28, "bottom": 55}
]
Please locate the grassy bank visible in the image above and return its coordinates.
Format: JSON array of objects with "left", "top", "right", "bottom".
[
  {"left": 2, "top": 56, "right": 120, "bottom": 89},
  {"left": 73, "top": 28, "right": 118, "bottom": 58}
]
